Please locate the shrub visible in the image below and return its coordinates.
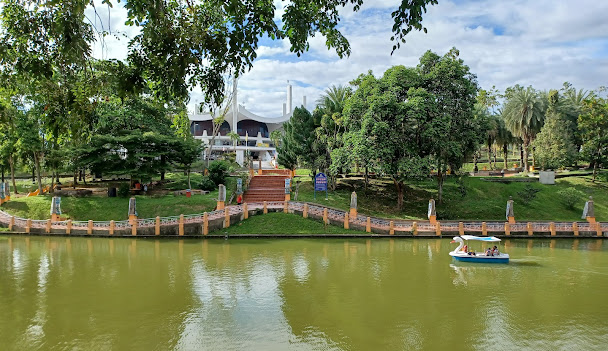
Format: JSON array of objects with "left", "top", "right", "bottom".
[
  {"left": 208, "top": 161, "right": 230, "bottom": 186},
  {"left": 557, "top": 187, "right": 583, "bottom": 210},
  {"left": 117, "top": 183, "right": 130, "bottom": 197},
  {"left": 517, "top": 184, "right": 541, "bottom": 205},
  {"left": 199, "top": 176, "right": 216, "bottom": 192}
]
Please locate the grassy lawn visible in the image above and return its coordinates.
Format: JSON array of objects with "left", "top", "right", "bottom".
[
  {"left": 295, "top": 171, "right": 608, "bottom": 221},
  {"left": 210, "top": 212, "right": 366, "bottom": 235}
]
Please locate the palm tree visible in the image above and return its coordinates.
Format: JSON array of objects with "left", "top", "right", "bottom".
[
  {"left": 495, "top": 116, "right": 515, "bottom": 169},
  {"left": 502, "top": 86, "right": 545, "bottom": 172},
  {"left": 316, "top": 85, "right": 351, "bottom": 118},
  {"left": 227, "top": 131, "right": 240, "bottom": 152}
]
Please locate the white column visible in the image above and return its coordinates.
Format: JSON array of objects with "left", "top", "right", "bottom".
[
  {"left": 232, "top": 77, "right": 238, "bottom": 132},
  {"left": 302, "top": 95, "right": 307, "bottom": 109},
  {"left": 287, "top": 82, "right": 292, "bottom": 113}
]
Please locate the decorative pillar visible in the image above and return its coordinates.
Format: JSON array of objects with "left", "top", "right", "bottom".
[
  {"left": 51, "top": 196, "right": 62, "bottom": 221},
  {"left": 389, "top": 221, "right": 394, "bottom": 235},
  {"left": 435, "top": 221, "right": 441, "bottom": 236},
  {"left": 203, "top": 212, "right": 209, "bottom": 235},
  {"left": 284, "top": 178, "right": 291, "bottom": 202},
  {"left": 350, "top": 191, "right": 357, "bottom": 219},
  {"left": 344, "top": 213, "right": 349, "bottom": 229},
  {"left": 597, "top": 222, "right": 603, "bottom": 237},
  {"left": 263, "top": 201, "right": 268, "bottom": 214},
  {"left": 573, "top": 222, "right": 579, "bottom": 236},
  {"left": 527, "top": 222, "right": 533, "bottom": 236},
  {"left": 582, "top": 196, "right": 596, "bottom": 223},
  {"left": 217, "top": 184, "right": 226, "bottom": 210},
  {"left": 179, "top": 214, "right": 185, "bottom": 235},
  {"left": 303, "top": 204, "right": 308, "bottom": 218},
  {"left": 88, "top": 220, "right": 93, "bottom": 235},
  {"left": 428, "top": 198, "right": 436, "bottom": 224},
  {"left": 506, "top": 196, "right": 515, "bottom": 224},
  {"left": 482, "top": 222, "right": 487, "bottom": 236},
  {"left": 283, "top": 201, "right": 288, "bottom": 213},
  {"left": 459, "top": 222, "right": 464, "bottom": 236},
  {"left": 109, "top": 220, "right": 115, "bottom": 235},
  {"left": 128, "top": 197, "right": 138, "bottom": 224},
  {"left": 46, "top": 219, "right": 51, "bottom": 233},
  {"left": 224, "top": 208, "right": 230, "bottom": 228},
  {"left": 155, "top": 216, "right": 160, "bottom": 235},
  {"left": 9, "top": 215, "right": 14, "bottom": 231},
  {"left": 131, "top": 218, "right": 137, "bottom": 236},
  {"left": 505, "top": 222, "right": 511, "bottom": 236},
  {"left": 243, "top": 203, "right": 248, "bottom": 219},
  {"left": 26, "top": 219, "right": 31, "bottom": 233},
  {"left": 65, "top": 219, "right": 72, "bottom": 235},
  {"left": 366, "top": 217, "right": 371, "bottom": 233},
  {"left": 323, "top": 208, "right": 328, "bottom": 225},
  {"left": 412, "top": 222, "right": 418, "bottom": 236},
  {"left": 550, "top": 222, "right": 556, "bottom": 236}
]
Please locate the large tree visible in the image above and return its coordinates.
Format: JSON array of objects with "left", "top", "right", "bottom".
[
  {"left": 578, "top": 95, "right": 608, "bottom": 180},
  {"left": 502, "top": 85, "right": 545, "bottom": 172}
]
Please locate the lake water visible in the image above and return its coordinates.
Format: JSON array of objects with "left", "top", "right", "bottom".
[{"left": 1, "top": 236, "right": 607, "bottom": 351}]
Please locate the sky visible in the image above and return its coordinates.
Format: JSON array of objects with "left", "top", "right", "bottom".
[{"left": 89, "top": 0, "right": 608, "bottom": 117}]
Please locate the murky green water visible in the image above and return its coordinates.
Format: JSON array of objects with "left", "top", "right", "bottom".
[{"left": 1, "top": 236, "right": 607, "bottom": 351}]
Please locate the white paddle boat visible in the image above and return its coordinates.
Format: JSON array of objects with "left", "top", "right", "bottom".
[{"left": 449, "top": 235, "right": 509, "bottom": 263}]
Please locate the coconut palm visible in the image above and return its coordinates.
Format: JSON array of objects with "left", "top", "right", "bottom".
[
  {"left": 316, "top": 85, "right": 351, "bottom": 119},
  {"left": 502, "top": 86, "right": 545, "bottom": 172},
  {"left": 227, "top": 131, "right": 240, "bottom": 152},
  {"left": 495, "top": 116, "right": 515, "bottom": 169}
]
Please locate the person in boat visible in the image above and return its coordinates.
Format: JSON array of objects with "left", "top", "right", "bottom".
[
  {"left": 462, "top": 244, "right": 468, "bottom": 253},
  {"left": 486, "top": 248, "right": 492, "bottom": 256},
  {"left": 492, "top": 245, "right": 499, "bottom": 256}
]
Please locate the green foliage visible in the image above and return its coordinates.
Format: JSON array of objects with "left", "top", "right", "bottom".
[
  {"left": 557, "top": 187, "right": 583, "bottom": 210},
  {"left": 517, "top": 184, "right": 541, "bottom": 205},
  {"left": 456, "top": 176, "right": 468, "bottom": 198},
  {"left": 198, "top": 176, "right": 216, "bottom": 192},
  {"left": 117, "top": 183, "right": 130, "bottom": 198},
  {"left": 578, "top": 96, "right": 608, "bottom": 179},
  {"left": 208, "top": 161, "right": 230, "bottom": 186},
  {"left": 278, "top": 107, "right": 315, "bottom": 170}
]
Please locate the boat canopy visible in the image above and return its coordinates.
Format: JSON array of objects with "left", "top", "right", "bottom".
[{"left": 455, "top": 235, "right": 501, "bottom": 242}]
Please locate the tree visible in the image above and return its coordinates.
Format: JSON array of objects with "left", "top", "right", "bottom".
[
  {"left": 495, "top": 116, "right": 515, "bottom": 169},
  {"left": 533, "top": 90, "right": 578, "bottom": 170},
  {"left": 227, "top": 131, "right": 240, "bottom": 152},
  {"left": 578, "top": 96, "right": 608, "bottom": 180},
  {"left": 174, "top": 138, "right": 205, "bottom": 190},
  {"left": 502, "top": 85, "right": 545, "bottom": 172},
  {"left": 277, "top": 107, "right": 316, "bottom": 170}
]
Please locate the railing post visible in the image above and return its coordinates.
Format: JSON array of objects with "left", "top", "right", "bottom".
[
  {"left": 243, "top": 203, "right": 248, "bottom": 219},
  {"left": 109, "top": 220, "right": 115, "bottom": 235},
  {"left": 283, "top": 201, "right": 288, "bottom": 214},
  {"left": 179, "top": 214, "right": 184, "bottom": 235},
  {"left": 26, "top": 219, "right": 31, "bottom": 233},
  {"left": 131, "top": 219, "right": 137, "bottom": 236},
  {"left": 481, "top": 222, "right": 487, "bottom": 236},
  {"left": 303, "top": 204, "right": 308, "bottom": 218},
  {"left": 505, "top": 222, "right": 510, "bottom": 236},
  {"left": 155, "top": 216, "right": 160, "bottom": 235},
  {"left": 203, "top": 212, "right": 209, "bottom": 235},
  {"left": 366, "top": 217, "right": 371, "bottom": 233},
  {"left": 573, "top": 222, "right": 579, "bottom": 236},
  {"left": 263, "top": 201, "right": 268, "bottom": 214},
  {"left": 224, "top": 208, "right": 230, "bottom": 228},
  {"left": 412, "top": 221, "right": 418, "bottom": 236},
  {"left": 66, "top": 219, "right": 72, "bottom": 235},
  {"left": 550, "top": 222, "right": 556, "bottom": 236},
  {"left": 458, "top": 222, "right": 464, "bottom": 236},
  {"left": 527, "top": 222, "right": 533, "bottom": 236},
  {"left": 9, "top": 215, "right": 14, "bottom": 231},
  {"left": 597, "top": 222, "right": 603, "bottom": 237},
  {"left": 435, "top": 221, "right": 441, "bottom": 236},
  {"left": 344, "top": 213, "right": 349, "bottom": 229},
  {"left": 88, "top": 220, "right": 94, "bottom": 235},
  {"left": 389, "top": 221, "right": 395, "bottom": 235},
  {"left": 46, "top": 219, "right": 51, "bottom": 233},
  {"left": 323, "top": 208, "right": 328, "bottom": 225}
]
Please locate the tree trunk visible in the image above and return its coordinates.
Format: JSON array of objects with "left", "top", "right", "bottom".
[
  {"left": 493, "top": 147, "right": 497, "bottom": 168},
  {"left": 523, "top": 141, "right": 530, "bottom": 173},
  {"left": 437, "top": 168, "right": 444, "bottom": 203},
  {"left": 487, "top": 145, "right": 492, "bottom": 170},
  {"left": 394, "top": 179, "right": 404, "bottom": 210},
  {"left": 50, "top": 171, "right": 55, "bottom": 194},
  {"left": 519, "top": 144, "right": 524, "bottom": 169},
  {"left": 1, "top": 166, "right": 4, "bottom": 183},
  {"left": 364, "top": 166, "right": 369, "bottom": 192},
  {"left": 503, "top": 144, "right": 508, "bottom": 169},
  {"left": 187, "top": 170, "right": 191, "bottom": 189},
  {"left": 32, "top": 167, "right": 35, "bottom": 183},
  {"left": 33, "top": 152, "right": 43, "bottom": 194},
  {"left": 592, "top": 161, "right": 598, "bottom": 180},
  {"left": 9, "top": 154, "right": 17, "bottom": 194},
  {"left": 73, "top": 172, "right": 78, "bottom": 189}
]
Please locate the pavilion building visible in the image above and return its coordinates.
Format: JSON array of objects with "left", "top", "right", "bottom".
[{"left": 189, "top": 81, "right": 305, "bottom": 166}]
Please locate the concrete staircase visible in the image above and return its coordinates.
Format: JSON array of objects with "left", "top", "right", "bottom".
[{"left": 243, "top": 175, "right": 290, "bottom": 202}]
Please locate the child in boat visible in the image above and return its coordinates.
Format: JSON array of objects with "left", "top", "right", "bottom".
[{"left": 486, "top": 248, "right": 492, "bottom": 256}]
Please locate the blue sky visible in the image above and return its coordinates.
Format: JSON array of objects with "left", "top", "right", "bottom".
[{"left": 90, "top": 0, "right": 608, "bottom": 117}]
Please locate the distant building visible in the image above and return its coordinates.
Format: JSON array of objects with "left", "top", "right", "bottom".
[{"left": 189, "top": 81, "right": 305, "bottom": 166}]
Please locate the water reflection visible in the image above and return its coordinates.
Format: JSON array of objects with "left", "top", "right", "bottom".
[{"left": 1, "top": 237, "right": 608, "bottom": 350}]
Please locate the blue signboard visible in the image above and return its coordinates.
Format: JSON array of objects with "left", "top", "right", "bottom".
[
  {"left": 237, "top": 178, "right": 243, "bottom": 194},
  {"left": 314, "top": 173, "right": 328, "bottom": 199},
  {"left": 285, "top": 178, "right": 291, "bottom": 194}
]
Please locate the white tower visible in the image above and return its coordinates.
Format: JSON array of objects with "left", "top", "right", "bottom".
[{"left": 287, "top": 80, "right": 292, "bottom": 114}]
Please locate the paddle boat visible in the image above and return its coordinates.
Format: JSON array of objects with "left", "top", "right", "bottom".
[{"left": 449, "top": 235, "right": 509, "bottom": 263}]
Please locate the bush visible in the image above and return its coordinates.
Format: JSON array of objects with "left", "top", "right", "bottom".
[
  {"left": 199, "top": 176, "right": 216, "bottom": 191},
  {"left": 557, "top": 187, "right": 583, "bottom": 210},
  {"left": 117, "top": 183, "right": 130, "bottom": 198},
  {"left": 517, "top": 184, "right": 541, "bottom": 204},
  {"left": 208, "top": 161, "right": 230, "bottom": 186}
]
